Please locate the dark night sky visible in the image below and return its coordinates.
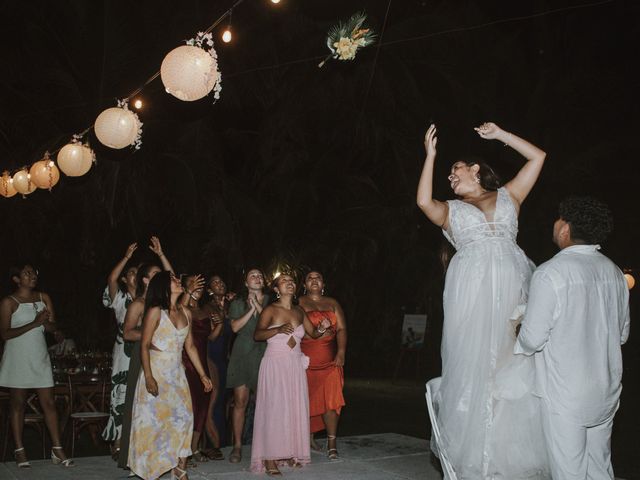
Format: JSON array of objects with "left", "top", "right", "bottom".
[{"left": 0, "top": 0, "right": 638, "bottom": 363}]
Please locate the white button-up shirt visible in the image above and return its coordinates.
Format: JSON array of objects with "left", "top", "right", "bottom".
[{"left": 515, "top": 244, "right": 630, "bottom": 426}]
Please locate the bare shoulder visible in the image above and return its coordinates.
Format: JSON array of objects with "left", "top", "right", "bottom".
[
  {"left": 0, "top": 296, "right": 16, "bottom": 311},
  {"left": 298, "top": 296, "right": 311, "bottom": 310}
]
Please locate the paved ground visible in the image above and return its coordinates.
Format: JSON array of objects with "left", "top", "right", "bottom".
[{"left": 0, "top": 433, "right": 440, "bottom": 479}]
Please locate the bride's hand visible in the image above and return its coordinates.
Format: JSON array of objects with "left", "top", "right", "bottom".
[
  {"left": 474, "top": 122, "right": 502, "bottom": 140},
  {"left": 424, "top": 124, "right": 437, "bottom": 158}
]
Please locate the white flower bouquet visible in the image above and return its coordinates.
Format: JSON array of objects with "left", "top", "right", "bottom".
[{"left": 319, "top": 11, "right": 376, "bottom": 68}]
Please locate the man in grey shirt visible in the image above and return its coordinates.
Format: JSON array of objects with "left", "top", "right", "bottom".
[{"left": 516, "top": 197, "right": 630, "bottom": 480}]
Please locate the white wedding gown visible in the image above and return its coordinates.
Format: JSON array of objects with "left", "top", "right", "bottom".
[{"left": 431, "top": 187, "right": 549, "bottom": 479}]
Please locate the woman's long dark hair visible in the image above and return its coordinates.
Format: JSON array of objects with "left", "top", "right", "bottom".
[
  {"left": 457, "top": 156, "right": 502, "bottom": 192},
  {"left": 145, "top": 271, "right": 171, "bottom": 311}
]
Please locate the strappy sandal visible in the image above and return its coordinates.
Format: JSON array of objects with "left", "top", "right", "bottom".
[
  {"left": 51, "top": 446, "right": 75, "bottom": 467},
  {"left": 14, "top": 447, "right": 31, "bottom": 468},
  {"left": 326, "top": 435, "right": 339, "bottom": 460},
  {"left": 204, "top": 447, "right": 224, "bottom": 460},
  {"left": 172, "top": 466, "right": 188, "bottom": 479},
  {"left": 264, "top": 461, "right": 282, "bottom": 476},
  {"left": 287, "top": 458, "right": 303, "bottom": 468}
]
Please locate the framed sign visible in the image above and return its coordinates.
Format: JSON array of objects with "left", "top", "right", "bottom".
[{"left": 401, "top": 314, "right": 427, "bottom": 349}]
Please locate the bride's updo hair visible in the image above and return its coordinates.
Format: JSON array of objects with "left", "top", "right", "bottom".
[{"left": 457, "top": 156, "right": 502, "bottom": 191}]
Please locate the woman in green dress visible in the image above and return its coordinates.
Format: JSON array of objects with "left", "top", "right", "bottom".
[{"left": 226, "top": 268, "right": 268, "bottom": 463}]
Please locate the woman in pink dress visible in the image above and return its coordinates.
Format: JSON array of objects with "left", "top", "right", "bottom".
[{"left": 250, "top": 274, "right": 330, "bottom": 475}]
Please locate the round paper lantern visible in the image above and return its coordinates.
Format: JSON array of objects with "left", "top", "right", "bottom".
[
  {"left": 0, "top": 172, "right": 17, "bottom": 198},
  {"left": 57, "top": 143, "right": 94, "bottom": 177},
  {"left": 624, "top": 273, "right": 635, "bottom": 290},
  {"left": 161, "top": 45, "right": 220, "bottom": 101},
  {"left": 30, "top": 160, "right": 60, "bottom": 189},
  {"left": 94, "top": 107, "right": 141, "bottom": 149},
  {"left": 12, "top": 169, "right": 36, "bottom": 195}
]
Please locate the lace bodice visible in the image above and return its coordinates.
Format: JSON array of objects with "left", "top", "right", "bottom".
[{"left": 443, "top": 187, "right": 518, "bottom": 250}]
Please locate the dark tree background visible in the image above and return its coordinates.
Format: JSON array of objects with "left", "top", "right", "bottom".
[{"left": 0, "top": 0, "right": 638, "bottom": 378}]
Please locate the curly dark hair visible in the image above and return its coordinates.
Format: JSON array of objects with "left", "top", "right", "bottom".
[{"left": 558, "top": 196, "right": 613, "bottom": 244}]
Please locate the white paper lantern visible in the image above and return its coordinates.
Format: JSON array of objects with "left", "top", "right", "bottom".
[
  {"left": 12, "top": 169, "right": 36, "bottom": 195},
  {"left": 0, "top": 172, "right": 17, "bottom": 198},
  {"left": 30, "top": 160, "right": 60, "bottom": 189},
  {"left": 161, "top": 45, "right": 220, "bottom": 101},
  {"left": 57, "top": 143, "right": 94, "bottom": 177},
  {"left": 94, "top": 107, "right": 141, "bottom": 149}
]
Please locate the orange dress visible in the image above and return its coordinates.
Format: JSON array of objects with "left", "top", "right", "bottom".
[{"left": 300, "top": 310, "right": 345, "bottom": 433}]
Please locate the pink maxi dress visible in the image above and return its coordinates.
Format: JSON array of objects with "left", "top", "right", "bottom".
[{"left": 250, "top": 324, "right": 311, "bottom": 473}]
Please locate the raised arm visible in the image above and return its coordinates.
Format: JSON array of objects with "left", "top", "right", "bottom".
[
  {"left": 148, "top": 236, "right": 174, "bottom": 274},
  {"left": 107, "top": 243, "right": 137, "bottom": 303},
  {"left": 417, "top": 124, "right": 449, "bottom": 229},
  {"left": 475, "top": 122, "right": 546, "bottom": 208},
  {"left": 229, "top": 300, "right": 256, "bottom": 334},
  {"left": 140, "top": 306, "right": 161, "bottom": 396}
]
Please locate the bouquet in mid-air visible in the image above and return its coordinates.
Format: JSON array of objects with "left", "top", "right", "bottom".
[{"left": 318, "top": 11, "right": 376, "bottom": 68}]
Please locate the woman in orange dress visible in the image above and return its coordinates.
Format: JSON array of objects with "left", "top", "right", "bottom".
[{"left": 299, "top": 271, "right": 347, "bottom": 459}]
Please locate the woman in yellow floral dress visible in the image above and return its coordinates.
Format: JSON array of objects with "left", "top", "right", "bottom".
[{"left": 129, "top": 271, "right": 212, "bottom": 480}]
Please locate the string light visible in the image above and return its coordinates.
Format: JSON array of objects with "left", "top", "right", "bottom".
[
  {"left": 271, "top": 0, "right": 281, "bottom": 4},
  {"left": 133, "top": 99, "right": 143, "bottom": 109},
  {"left": 223, "top": 9, "right": 233, "bottom": 43}
]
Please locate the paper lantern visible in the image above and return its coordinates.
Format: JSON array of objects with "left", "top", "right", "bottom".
[
  {"left": 161, "top": 45, "right": 220, "bottom": 101},
  {"left": 12, "top": 169, "right": 36, "bottom": 195},
  {"left": 0, "top": 172, "right": 17, "bottom": 198},
  {"left": 57, "top": 143, "right": 94, "bottom": 177},
  {"left": 624, "top": 273, "right": 635, "bottom": 290},
  {"left": 94, "top": 107, "right": 141, "bottom": 149},
  {"left": 30, "top": 160, "right": 60, "bottom": 189}
]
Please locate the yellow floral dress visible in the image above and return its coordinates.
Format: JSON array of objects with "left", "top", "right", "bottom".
[{"left": 128, "top": 310, "right": 193, "bottom": 480}]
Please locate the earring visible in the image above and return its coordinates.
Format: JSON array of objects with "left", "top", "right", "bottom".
[
  {"left": 276, "top": 291, "right": 281, "bottom": 299},
  {"left": 303, "top": 287, "right": 307, "bottom": 295},
  {"left": 321, "top": 288, "right": 325, "bottom": 296},
  {"left": 475, "top": 174, "right": 481, "bottom": 184}
]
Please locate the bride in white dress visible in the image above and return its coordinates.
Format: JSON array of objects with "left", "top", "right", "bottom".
[{"left": 417, "top": 122, "right": 549, "bottom": 479}]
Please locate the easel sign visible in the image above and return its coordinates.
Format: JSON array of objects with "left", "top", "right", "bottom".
[{"left": 401, "top": 314, "right": 427, "bottom": 349}]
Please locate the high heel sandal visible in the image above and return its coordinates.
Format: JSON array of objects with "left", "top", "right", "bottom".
[
  {"left": 264, "top": 461, "right": 282, "bottom": 476},
  {"left": 51, "top": 446, "right": 75, "bottom": 467},
  {"left": 171, "top": 466, "right": 188, "bottom": 479},
  {"left": 14, "top": 447, "right": 31, "bottom": 468},
  {"left": 326, "top": 435, "right": 339, "bottom": 460}
]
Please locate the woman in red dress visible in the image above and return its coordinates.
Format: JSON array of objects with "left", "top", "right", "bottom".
[
  {"left": 299, "top": 271, "right": 347, "bottom": 459},
  {"left": 182, "top": 275, "right": 223, "bottom": 463}
]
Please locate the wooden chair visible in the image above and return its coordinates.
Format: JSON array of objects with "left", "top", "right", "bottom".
[
  {"left": 67, "top": 375, "right": 110, "bottom": 457},
  {"left": 425, "top": 377, "right": 458, "bottom": 480}
]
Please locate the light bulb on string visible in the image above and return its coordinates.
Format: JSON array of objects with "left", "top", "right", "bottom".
[
  {"left": 222, "top": 27, "right": 232, "bottom": 43},
  {"left": 133, "top": 99, "right": 143, "bottom": 110},
  {"left": 270, "top": 0, "right": 281, "bottom": 4}
]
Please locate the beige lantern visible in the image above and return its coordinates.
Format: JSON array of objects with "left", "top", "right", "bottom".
[
  {"left": 0, "top": 172, "right": 17, "bottom": 198},
  {"left": 12, "top": 169, "right": 36, "bottom": 195},
  {"left": 94, "top": 107, "right": 141, "bottom": 149},
  {"left": 57, "top": 143, "right": 94, "bottom": 177},
  {"left": 30, "top": 159, "right": 60, "bottom": 190},
  {"left": 161, "top": 45, "right": 220, "bottom": 101},
  {"left": 624, "top": 273, "right": 635, "bottom": 290}
]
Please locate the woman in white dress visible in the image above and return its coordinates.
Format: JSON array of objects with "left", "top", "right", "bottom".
[
  {"left": 417, "top": 123, "right": 549, "bottom": 479},
  {"left": 0, "top": 263, "right": 73, "bottom": 468}
]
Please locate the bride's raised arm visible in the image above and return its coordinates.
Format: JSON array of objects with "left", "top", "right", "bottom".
[
  {"left": 417, "top": 124, "right": 449, "bottom": 229},
  {"left": 475, "top": 122, "right": 546, "bottom": 209}
]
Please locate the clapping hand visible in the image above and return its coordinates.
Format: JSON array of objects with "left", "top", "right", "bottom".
[
  {"left": 34, "top": 309, "right": 50, "bottom": 327},
  {"left": 319, "top": 317, "right": 332, "bottom": 335},
  {"left": 210, "top": 311, "right": 224, "bottom": 326},
  {"left": 185, "top": 275, "right": 205, "bottom": 294}
]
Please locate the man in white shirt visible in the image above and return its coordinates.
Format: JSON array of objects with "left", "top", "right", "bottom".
[{"left": 515, "top": 196, "right": 630, "bottom": 480}]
